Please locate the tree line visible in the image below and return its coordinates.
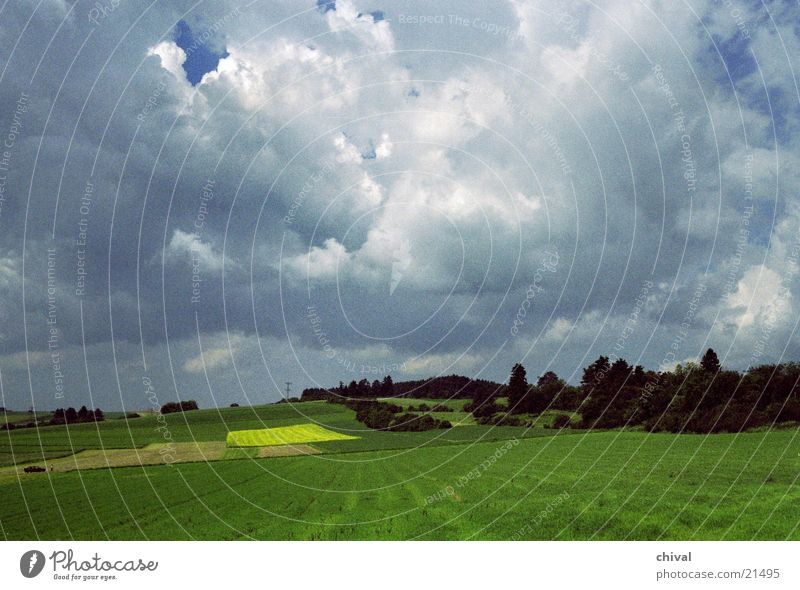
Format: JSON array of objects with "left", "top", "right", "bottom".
[
  {"left": 2, "top": 405, "right": 105, "bottom": 430},
  {"left": 302, "top": 348, "right": 800, "bottom": 434},
  {"left": 500, "top": 349, "right": 800, "bottom": 433},
  {"left": 52, "top": 406, "right": 105, "bottom": 425},
  {"left": 301, "top": 374, "right": 501, "bottom": 401}
]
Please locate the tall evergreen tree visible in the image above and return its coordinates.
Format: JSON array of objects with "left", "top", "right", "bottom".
[
  {"left": 700, "top": 348, "right": 721, "bottom": 373},
  {"left": 381, "top": 374, "right": 394, "bottom": 396},
  {"left": 579, "top": 356, "right": 611, "bottom": 426},
  {"left": 507, "top": 363, "right": 529, "bottom": 414}
]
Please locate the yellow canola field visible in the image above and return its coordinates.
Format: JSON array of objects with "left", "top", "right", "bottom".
[{"left": 226, "top": 423, "right": 359, "bottom": 447}]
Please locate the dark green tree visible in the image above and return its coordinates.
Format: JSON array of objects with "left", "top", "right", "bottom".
[
  {"left": 579, "top": 356, "right": 613, "bottom": 427},
  {"left": 507, "top": 363, "right": 529, "bottom": 414},
  {"left": 581, "top": 356, "right": 610, "bottom": 389},
  {"left": 700, "top": 348, "right": 721, "bottom": 373},
  {"left": 532, "top": 371, "right": 564, "bottom": 414},
  {"left": 537, "top": 371, "right": 559, "bottom": 387},
  {"left": 381, "top": 374, "right": 394, "bottom": 396}
]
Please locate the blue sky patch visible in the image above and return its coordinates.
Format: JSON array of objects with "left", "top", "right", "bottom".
[{"left": 174, "top": 20, "right": 229, "bottom": 86}]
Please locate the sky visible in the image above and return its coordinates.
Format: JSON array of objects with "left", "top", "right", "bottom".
[{"left": 0, "top": 0, "right": 799, "bottom": 410}]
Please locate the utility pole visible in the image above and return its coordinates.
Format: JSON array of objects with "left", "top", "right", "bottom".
[{"left": 284, "top": 382, "right": 292, "bottom": 399}]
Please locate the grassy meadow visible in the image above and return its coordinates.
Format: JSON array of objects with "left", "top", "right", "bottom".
[{"left": 0, "top": 399, "right": 798, "bottom": 540}]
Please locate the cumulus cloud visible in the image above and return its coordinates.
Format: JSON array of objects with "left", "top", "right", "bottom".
[
  {"left": 374, "top": 133, "right": 393, "bottom": 159},
  {"left": 334, "top": 133, "right": 363, "bottom": 164},
  {"left": 287, "top": 237, "right": 351, "bottom": 280},
  {"left": 323, "top": 0, "right": 395, "bottom": 52},
  {"left": 0, "top": 350, "right": 48, "bottom": 369},
  {"left": 183, "top": 345, "right": 233, "bottom": 373},
  {"left": 0, "top": 253, "right": 19, "bottom": 290},
  {"left": 147, "top": 41, "right": 187, "bottom": 81},
  {"left": 403, "top": 352, "right": 484, "bottom": 374},
  {"left": 544, "top": 317, "right": 573, "bottom": 342},
  {"left": 725, "top": 266, "right": 789, "bottom": 329},
  {"left": 164, "top": 230, "right": 235, "bottom": 272}
]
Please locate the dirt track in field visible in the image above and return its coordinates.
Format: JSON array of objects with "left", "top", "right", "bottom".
[{"left": 0, "top": 441, "right": 321, "bottom": 480}]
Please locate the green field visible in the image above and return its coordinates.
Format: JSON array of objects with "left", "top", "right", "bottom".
[
  {"left": 377, "top": 397, "right": 469, "bottom": 410},
  {"left": 376, "top": 398, "right": 579, "bottom": 428},
  {"left": 0, "top": 400, "right": 798, "bottom": 540},
  {"left": 2, "top": 410, "right": 128, "bottom": 427},
  {"left": 226, "top": 424, "right": 359, "bottom": 446},
  {"left": 2, "top": 411, "right": 57, "bottom": 426}
]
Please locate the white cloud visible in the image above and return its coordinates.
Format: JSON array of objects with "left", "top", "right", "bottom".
[
  {"left": 724, "top": 266, "right": 790, "bottom": 329},
  {"left": 402, "top": 352, "right": 483, "bottom": 374},
  {"left": 374, "top": 133, "right": 393, "bottom": 159},
  {"left": 287, "top": 237, "right": 349, "bottom": 280},
  {"left": 147, "top": 41, "right": 187, "bottom": 81},
  {"left": 324, "top": 0, "right": 394, "bottom": 52},
  {"left": 164, "top": 230, "right": 234, "bottom": 272},
  {"left": 0, "top": 253, "right": 19, "bottom": 289},
  {"left": 1, "top": 350, "right": 48, "bottom": 369},
  {"left": 183, "top": 345, "right": 233, "bottom": 373},
  {"left": 334, "top": 133, "right": 363, "bottom": 164},
  {"left": 545, "top": 317, "right": 573, "bottom": 341},
  {"left": 659, "top": 356, "right": 698, "bottom": 373},
  {"left": 182, "top": 332, "right": 250, "bottom": 374}
]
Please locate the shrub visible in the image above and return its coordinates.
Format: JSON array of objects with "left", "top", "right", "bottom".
[
  {"left": 466, "top": 400, "right": 501, "bottom": 418},
  {"left": 552, "top": 414, "right": 572, "bottom": 429},
  {"left": 430, "top": 404, "right": 454, "bottom": 412},
  {"left": 714, "top": 408, "right": 750, "bottom": 433},
  {"left": 358, "top": 407, "right": 396, "bottom": 430},
  {"left": 161, "top": 400, "right": 199, "bottom": 414},
  {"left": 477, "top": 413, "right": 522, "bottom": 426},
  {"left": 390, "top": 413, "right": 444, "bottom": 432},
  {"left": 24, "top": 466, "right": 47, "bottom": 473},
  {"left": 778, "top": 398, "right": 800, "bottom": 422}
]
